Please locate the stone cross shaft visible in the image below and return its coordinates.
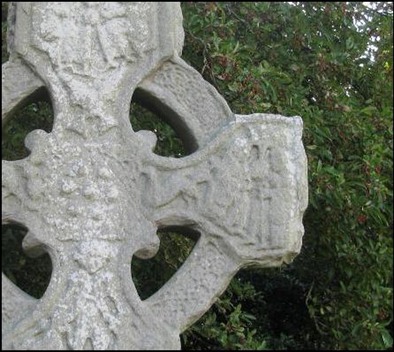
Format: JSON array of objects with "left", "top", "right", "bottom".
[{"left": 2, "top": 3, "right": 308, "bottom": 350}]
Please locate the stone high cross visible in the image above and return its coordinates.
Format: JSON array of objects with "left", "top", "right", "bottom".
[{"left": 2, "top": 3, "right": 308, "bottom": 350}]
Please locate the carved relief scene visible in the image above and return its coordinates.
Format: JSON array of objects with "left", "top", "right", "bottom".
[{"left": 2, "top": 2, "right": 307, "bottom": 350}]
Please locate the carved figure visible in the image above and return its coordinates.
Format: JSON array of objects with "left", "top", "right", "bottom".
[{"left": 2, "top": 3, "right": 308, "bottom": 350}]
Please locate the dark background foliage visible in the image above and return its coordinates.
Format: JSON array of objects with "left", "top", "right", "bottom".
[{"left": 2, "top": 2, "right": 393, "bottom": 349}]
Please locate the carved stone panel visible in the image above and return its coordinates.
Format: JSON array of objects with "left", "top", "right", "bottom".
[{"left": 2, "top": 2, "right": 308, "bottom": 350}]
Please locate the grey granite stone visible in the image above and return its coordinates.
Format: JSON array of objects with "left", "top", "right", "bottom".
[{"left": 2, "top": 2, "right": 308, "bottom": 350}]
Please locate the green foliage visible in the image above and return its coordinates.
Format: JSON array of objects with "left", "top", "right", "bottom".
[
  {"left": 180, "top": 2, "right": 393, "bottom": 349},
  {"left": 132, "top": 231, "right": 197, "bottom": 300},
  {"left": 2, "top": 101, "right": 53, "bottom": 160},
  {"left": 130, "top": 101, "right": 186, "bottom": 157},
  {"left": 182, "top": 275, "right": 269, "bottom": 350},
  {"left": 2, "top": 2, "right": 393, "bottom": 350},
  {"left": 2, "top": 225, "right": 52, "bottom": 298}
]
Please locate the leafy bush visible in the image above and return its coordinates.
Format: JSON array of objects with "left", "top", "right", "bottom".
[
  {"left": 2, "top": 2, "right": 393, "bottom": 350},
  {"left": 180, "top": 2, "right": 393, "bottom": 349}
]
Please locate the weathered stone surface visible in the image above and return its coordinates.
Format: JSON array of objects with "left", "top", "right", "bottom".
[{"left": 2, "top": 2, "right": 308, "bottom": 350}]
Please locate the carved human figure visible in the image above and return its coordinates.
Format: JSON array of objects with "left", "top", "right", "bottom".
[{"left": 2, "top": 2, "right": 308, "bottom": 350}]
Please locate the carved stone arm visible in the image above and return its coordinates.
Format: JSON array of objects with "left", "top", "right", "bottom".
[
  {"left": 143, "top": 115, "right": 308, "bottom": 331},
  {"left": 2, "top": 2, "right": 308, "bottom": 349}
]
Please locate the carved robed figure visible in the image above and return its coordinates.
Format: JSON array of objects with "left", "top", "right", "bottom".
[{"left": 2, "top": 2, "right": 308, "bottom": 350}]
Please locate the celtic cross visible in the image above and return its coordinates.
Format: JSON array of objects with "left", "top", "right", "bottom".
[{"left": 2, "top": 3, "right": 308, "bottom": 350}]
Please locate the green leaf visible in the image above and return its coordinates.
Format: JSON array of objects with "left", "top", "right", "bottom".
[{"left": 381, "top": 329, "right": 393, "bottom": 348}]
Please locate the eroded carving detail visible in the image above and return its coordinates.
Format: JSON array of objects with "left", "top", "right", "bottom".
[
  {"left": 31, "top": 2, "right": 156, "bottom": 76},
  {"left": 2, "top": 2, "right": 308, "bottom": 350}
]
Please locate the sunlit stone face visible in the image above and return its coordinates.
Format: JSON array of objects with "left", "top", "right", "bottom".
[{"left": 2, "top": 2, "right": 307, "bottom": 350}]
